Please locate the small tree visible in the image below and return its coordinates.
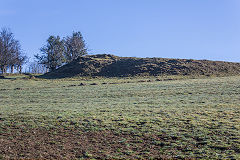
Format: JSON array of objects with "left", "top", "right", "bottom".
[
  {"left": 35, "top": 35, "right": 65, "bottom": 72},
  {"left": 64, "top": 31, "right": 87, "bottom": 63}
]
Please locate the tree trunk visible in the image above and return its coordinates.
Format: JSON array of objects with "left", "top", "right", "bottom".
[
  {"left": 3, "top": 66, "right": 7, "bottom": 74},
  {"left": 17, "top": 66, "right": 19, "bottom": 73},
  {"left": 19, "top": 66, "right": 22, "bottom": 74},
  {"left": 11, "top": 65, "right": 14, "bottom": 74},
  {"left": 0, "top": 66, "right": 3, "bottom": 74}
]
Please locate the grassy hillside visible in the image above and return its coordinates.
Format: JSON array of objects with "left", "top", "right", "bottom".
[
  {"left": 0, "top": 75, "right": 239, "bottom": 159},
  {"left": 43, "top": 54, "right": 240, "bottom": 78}
]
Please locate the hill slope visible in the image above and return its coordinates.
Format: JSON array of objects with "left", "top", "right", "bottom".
[{"left": 43, "top": 54, "right": 240, "bottom": 78}]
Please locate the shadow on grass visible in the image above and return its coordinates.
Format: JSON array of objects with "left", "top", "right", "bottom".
[
  {"left": 36, "top": 74, "right": 73, "bottom": 79},
  {"left": 0, "top": 75, "right": 14, "bottom": 80}
]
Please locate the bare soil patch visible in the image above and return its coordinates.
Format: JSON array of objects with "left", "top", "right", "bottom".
[{"left": 1, "top": 127, "right": 174, "bottom": 159}]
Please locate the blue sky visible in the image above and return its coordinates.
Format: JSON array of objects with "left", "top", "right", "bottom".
[{"left": 1, "top": 0, "right": 240, "bottom": 62}]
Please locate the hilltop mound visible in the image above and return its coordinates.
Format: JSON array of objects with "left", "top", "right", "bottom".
[{"left": 42, "top": 54, "right": 240, "bottom": 78}]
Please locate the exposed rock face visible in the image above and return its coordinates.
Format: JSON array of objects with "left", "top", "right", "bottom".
[{"left": 42, "top": 54, "right": 240, "bottom": 78}]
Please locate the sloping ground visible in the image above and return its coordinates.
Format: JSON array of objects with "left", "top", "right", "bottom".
[
  {"left": 43, "top": 54, "right": 240, "bottom": 78},
  {"left": 0, "top": 76, "right": 240, "bottom": 159}
]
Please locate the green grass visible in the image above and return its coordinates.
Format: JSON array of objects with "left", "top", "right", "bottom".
[{"left": 0, "top": 75, "right": 240, "bottom": 158}]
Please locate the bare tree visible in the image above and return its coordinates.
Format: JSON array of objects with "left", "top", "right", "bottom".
[
  {"left": 16, "top": 54, "right": 27, "bottom": 74},
  {"left": 28, "top": 61, "right": 47, "bottom": 74},
  {"left": 0, "top": 28, "right": 26, "bottom": 74},
  {"left": 0, "top": 35, "right": 3, "bottom": 74},
  {"left": 0, "top": 28, "right": 14, "bottom": 73},
  {"left": 35, "top": 35, "right": 65, "bottom": 72},
  {"left": 9, "top": 40, "right": 25, "bottom": 73},
  {"left": 64, "top": 31, "right": 87, "bottom": 63}
]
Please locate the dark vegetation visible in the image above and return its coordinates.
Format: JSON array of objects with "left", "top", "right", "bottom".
[{"left": 42, "top": 54, "right": 240, "bottom": 78}]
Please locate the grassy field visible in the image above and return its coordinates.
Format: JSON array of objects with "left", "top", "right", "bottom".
[{"left": 0, "top": 75, "right": 240, "bottom": 159}]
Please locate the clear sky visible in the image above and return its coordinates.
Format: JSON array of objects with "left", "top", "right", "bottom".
[{"left": 1, "top": 0, "right": 240, "bottom": 62}]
